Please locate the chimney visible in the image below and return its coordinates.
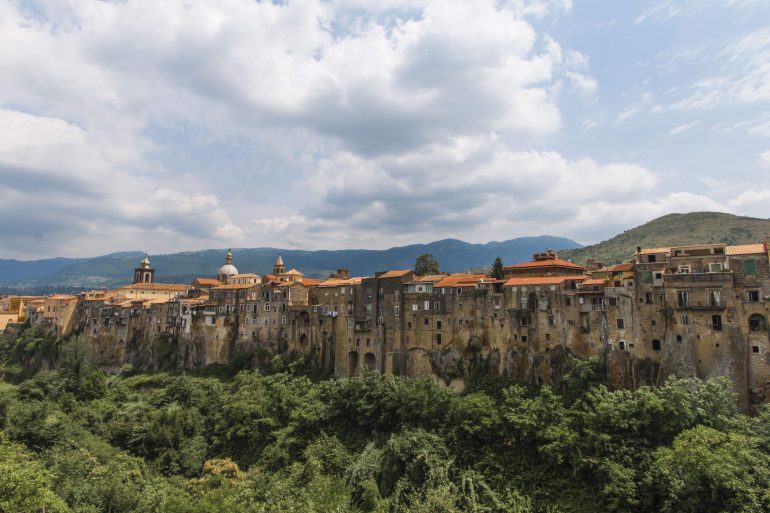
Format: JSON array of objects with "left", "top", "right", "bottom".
[{"left": 636, "top": 246, "right": 642, "bottom": 254}]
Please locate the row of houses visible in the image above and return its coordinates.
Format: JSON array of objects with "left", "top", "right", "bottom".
[{"left": 7, "top": 242, "right": 770, "bottom": 412}]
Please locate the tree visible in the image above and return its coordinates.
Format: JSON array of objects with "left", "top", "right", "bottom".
[
  {"left": 415, "top": 253, "right": 440, "bottom": 275},
  {"left": 491, "top": 257, "right": 504, "bottom": 279}
]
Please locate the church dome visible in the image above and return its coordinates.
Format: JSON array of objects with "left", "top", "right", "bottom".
[{"left": 217, "top": 264, "right": 238, "bottom": 277}]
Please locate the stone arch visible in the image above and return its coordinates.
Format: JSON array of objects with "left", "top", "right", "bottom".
[
  {"left": 364, "top": 352, "right": 376, "bottom": 371},
  {"left": 749, "top": 314, "right": 767, "bottom": 332},
  {"left": 347, "top": 351, "right": 359, "bottom": 377}
]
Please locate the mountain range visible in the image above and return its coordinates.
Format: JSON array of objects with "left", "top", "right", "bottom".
[
  {"left": 3, "top": 212, "right": 769, "bottom": 293},
  {"left": 0, "top": 236, "right": 581, "bottom": 293}
]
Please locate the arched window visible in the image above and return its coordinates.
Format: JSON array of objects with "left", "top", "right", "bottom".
[{"left": 749, "top": 314, "right": 767, "bottom": 332}]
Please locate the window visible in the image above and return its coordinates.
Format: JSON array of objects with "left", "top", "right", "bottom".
[
  {"left": 753, "top": 345, "right": 761, "bottom": 354},
  {"left": 264, "top": 302, "right": 270, "bottom": 311},
  {"left": 394, "top": 306, "right": 400, "bottom": 317},
  {"left": 616, "top": 318, "right": 625, "bottom": 329},
  {"left": 565, "top": 297, "right": 572, "bottom": 306},
  {"left": 645, "top": 293, "right": 653, "bottom": 304},
  {"left": 619, "top": 340, "right": 626, "bottom": 350},
  {"left": 651, "top": 319, "right": 656, "bottom": 327},
  {"left": 435, "top": 301, "right": 441, "bottom": 312},
  {"left": 608, "top": 297, "right": 618, "bottom": 306},
  {"left": 548, "top": 317, "right": 554, "bottom": 327},
  {"left": 676, "top": 335, "right": 682, "bottom": 342},
  {"left": 281, "top": 315, "right": 286, "bottom": 325},
  {"left": 437, "top": 320, "right": 442, "bottom": 330},
  {"left": 520, "top": 316, "right": 528, "bottom": 327},
  {"left": 652, "top": 339, "right": 661, "bottom": 351},
  {"left": 641, "top": 271, "right": 653, "bottom": 283},
  {"left": 747, "top": 290, "right": 760, "bottom": 302},
  {"left": 708, "top": 290, "right": 722, "bottom": 307},
  {"left": 412, "top": 304, "right": 418, "bottom": 311},
  {"left": 424, "top": 318, "right": 429, "bottom": 326},
  {"left": 678, "top": 265, "right": 691, "bottom": 274},
  {"left": 681, "top": 314, "right": 689, "bottom": 325},
  {"left": 521, "top": 335, "right": 527, "bottom": 342},
  {"left": 712, "top": 315, "right": 723, "bottom": 332},
  {"left": 648, "top": 254, "right": 657, "bottom": 263},
  {"left": 424, "top": 300, "right": 430, "bottom": 311},
  {"left": 677, "top": 290, "right": 689, "bottom": 307},
  {"left": 436, "top": 334, "right": 442, "bottom": 344},
  {"left": 708, "top": 262, "right": 723, "bottom": 273},
  {"left": 749, "top": 314, "right": 766, "bottom": 332},
  {"left": 745, "top": 259, "right": 757, "bottom": 275},
  {"left": 545, "top": 333, "right": 551, "bottom": 342},
  {"left": 520, "top": 296, "right": 528, "bottom": 309}
]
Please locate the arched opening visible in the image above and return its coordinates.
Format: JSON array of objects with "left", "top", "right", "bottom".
[
  {"left": 347, "top": 351, "right": 359, "bottom": 377},
  {"left": 299, "top": 333, "right": 308, "bottom": 345},
  {"left": 144, "top": 273, "right": 150, "bottom": 283},
  {"left": 749, "top": 314, "right": 767, "bottom": 332},
  {"left": 364, "top": 352, "right": 376, "bottom": 371}
]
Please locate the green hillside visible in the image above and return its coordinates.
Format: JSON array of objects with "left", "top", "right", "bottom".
[{"left": 562, "top": 212, "right": 770, "bottom": 266}]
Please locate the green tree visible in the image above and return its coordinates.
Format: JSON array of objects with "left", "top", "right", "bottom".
[
  {"left": 491, "top": 257, "right": 504, "bottom": 279},
  {"left": 414, "top": 253, "right": 440, "bottom": 275}
]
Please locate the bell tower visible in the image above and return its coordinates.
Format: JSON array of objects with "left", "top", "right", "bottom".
[
  {"left": 133, "top": 255, "right": 155, "bottom": 284},
  {"left": 273, "top": 255, "right": 285, "bottom": 275}
]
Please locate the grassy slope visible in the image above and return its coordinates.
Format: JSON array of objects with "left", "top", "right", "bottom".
[{"left": 561, "top": 212, "right": 770, "bottom": 265}]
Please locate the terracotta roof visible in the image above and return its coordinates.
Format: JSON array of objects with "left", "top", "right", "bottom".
[
  {"left": 609, "top": 263, "right": 634, "bottom": 272},
  {"left": 284, "top": 269, "right": 303, "bottom": 275},
  {"left": 276, "top": 281, "right": 306, "bottom": 288},
  {"left": 378, "top": 270, "right": 414, "bottom": 279},
  {"left": 192, "top": 278, "right": 222, "bottom": 286},
  {"left": 580, "top": 278, "right": 607, "bottom": 287},
  {"left": 414, "top": 275, "right": 446, "bottom": 283},
  {"left": 318, "top": 277, "right": 364, "bottom": 287},
  {"left": 119, "top": 283, "right": 190, "bottom": 291},
  {"left": 638, "top": 247, "right": 671, "bottom": 255},
  {"left": 211, "top": 283, "right": 257, "bottom": 290},
  {"left": 726, "top": 243, "right": 767, "bottom": 255},
  {"left": 232, "top": 273, "right": 259, "bottom": 278},
  {"left": 299, "top": 278, "right": 322, "bottom": 286},
  {"left": 434, "top": 274, "right": 489, "bottom": 288},
  {"left": 504, "top": 275, "right": 586, "bottom": 287},
  {"left": 503, "top": 259, "right": 585, "bottom": 270}
]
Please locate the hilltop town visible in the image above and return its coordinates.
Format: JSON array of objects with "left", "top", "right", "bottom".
[{"left": 3, "top": 241, "right": 770, "bottom": 412}]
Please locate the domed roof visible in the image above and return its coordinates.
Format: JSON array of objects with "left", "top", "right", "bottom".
[{"left": 218, "top": 264, "right": 238, "bottom": 277}]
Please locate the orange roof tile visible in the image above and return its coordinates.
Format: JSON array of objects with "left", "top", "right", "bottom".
[
  {"left": 638, "top": 247, "right": 671, "bottom": 255},
  {"left": 211, "top": 283, "right": 257, "bottom": 290},
  {"left": 580, "top": 278, "right": 607, "bottom": 287},
  {"left": 609, "top": 263, "right": 634, "bottom": 272},
  {"left": 299, "top": 278, "right": 322, "bottom": 286},
  {"left": 378, "top": 270, "right": 414, "bottom": 279},
  {"left": 192, "top": 278, "right": 222, "bottom": 286},
  {"left": 119, "top": 283, "right": 190, "bottom": 291},
  {"left": 726, "top": 243, "right": 767, "bottom": 255},
  {"left": 434, "top": 274, "right": 489, "bottom": 288},
  {"left": 504, "top": 275, "right": 586, "bottom": 287},
  {"left": 503, "top": 259, "right": 585, "bottom": 270}
]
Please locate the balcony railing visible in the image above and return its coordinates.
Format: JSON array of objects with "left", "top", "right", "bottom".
[{"left": 675, "top": 300, "right": 725, "bottom": 310}]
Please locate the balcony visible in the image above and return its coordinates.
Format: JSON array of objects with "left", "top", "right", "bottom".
[
  {"left": 355, "top": 318, "right": 372, "bottom": 331},
  {"left": 675, "top": 300, "right": 725, "bottom": 310},
  {"left": 664, "top": 272, "right": 732, "bottom": 284}
]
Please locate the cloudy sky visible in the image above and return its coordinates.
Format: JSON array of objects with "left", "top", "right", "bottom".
[{"left": 2, "top": 0, "right": 770, "bottom": 259}]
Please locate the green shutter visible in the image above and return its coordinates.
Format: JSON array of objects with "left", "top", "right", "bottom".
[
  {"left": 641, "top": 271, "right": 653, "bottom": 283},
  {"left": 745, "top": 260, "right": 757, "bottom": 275}
]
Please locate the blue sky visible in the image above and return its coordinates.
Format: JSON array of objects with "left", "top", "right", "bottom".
[{"left": 1, "top": 0, "right": 769, "bottom": 259}]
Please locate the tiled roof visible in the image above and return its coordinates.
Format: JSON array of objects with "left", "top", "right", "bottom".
[
  {"left": 638, "top": 247, "right": 671, "bottom": 255},
  {"left": 211, "top": 283, "right": 257, "bottom": 290},
  {"left": 192, "top": 278, "right": 222, "bottom": 286},
  {"left": 318, "top": 277, "right": 364, "bottom": 287},
  {"left": 504, "top": 275, "right": 586, "bottom": 287},
  {"left": 46, "top": 294, "right": 78, "bottom": 300},
  {"left": 434, "top": 274, "right": 489, "bottom": 288},
  {"left": 580, "top": 278, "right": 607, "bottom": 286},
  {"left": 299, "top": 278, "right": 322, "bottom": 286},
  {"left": 503, "top": 259, "right": 585, "bottom": 270},
  {"left": 119, "top": 283, "right": 190, "bottom": 291},
  {"left": 284, "top": 269, "right": 303, "bottom": 275},
  {"left": 232, "top": 273, "right": 259, "bottom": 278},
  {"left": 609, "top": 263, "right": 634, "bottom": 272},
  {"left": 378, "top": 270, "right": 414, "bottom": 279},
  {"left": 414, "top": 274, "right": 446, "bottom": 283},
  {"left": 726, "top": 243, "right": 767, "bottom": 255}
]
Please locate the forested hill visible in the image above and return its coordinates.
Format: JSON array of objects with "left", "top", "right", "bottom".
[
  {"left": 1, "top": 326, "right": 769, "bottom": 512},
  {"left": 561, "top": 212, "right": 770, "bottom": 265},
  {"left": 0, "top": 235, "right": 580, "bottom": 291}
]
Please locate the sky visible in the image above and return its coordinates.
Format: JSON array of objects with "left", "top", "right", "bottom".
[{"left": 1, "top": 0, "right": 770, "bottom": 259}]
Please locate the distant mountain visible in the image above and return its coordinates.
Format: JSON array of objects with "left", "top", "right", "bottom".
[
  {"left": 561, "top": 212, "right": 770, "bottom": 266},
  {"left": 0, "top": 236, "right": 581, "bottom": 292}
]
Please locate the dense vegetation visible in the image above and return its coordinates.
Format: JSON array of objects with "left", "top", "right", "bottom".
[
  {"left": 561, "top": 212, "right": 770, "bottom": 265},
  {"left": 2, "top": 326, "right": 770, "bottom": 512}
]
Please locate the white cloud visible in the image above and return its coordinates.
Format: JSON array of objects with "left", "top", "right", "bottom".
[
  {"left": 669, "top": 120, "right": 700, "bottom": 135},
  {"left": 760, "top": 150, "right": 770, "bottom": 166}
]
